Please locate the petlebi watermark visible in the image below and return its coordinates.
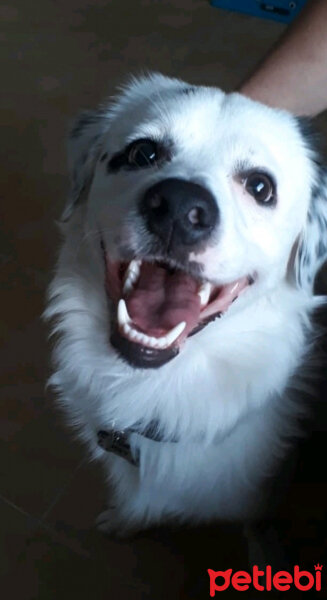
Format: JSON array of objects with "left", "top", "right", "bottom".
[{"left": 207, "top": 564, "right": 323, "bottom": 594}]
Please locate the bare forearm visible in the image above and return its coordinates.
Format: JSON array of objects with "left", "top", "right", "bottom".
[{"left": 239, "top": 0, "right": 327, "bottom": 116}]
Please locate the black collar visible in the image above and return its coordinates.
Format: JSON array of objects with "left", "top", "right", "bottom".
[{"left": 97, "top": 420, "right": 178, "bottom": 466}]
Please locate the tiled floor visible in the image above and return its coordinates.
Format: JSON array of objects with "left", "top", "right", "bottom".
[{"left": 2, "top": 1, "right": 327, "bottom": 598}]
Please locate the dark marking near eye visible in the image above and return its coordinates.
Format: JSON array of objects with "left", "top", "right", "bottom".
[
  {"left": 107, "top": 138, "right": 173, "bottom": 174},
  {"left": 100, "top": 152, "right": 108, "bottom": 162},
  {"left": 107, "top": 151, "right": 127, "bottom": 173}
]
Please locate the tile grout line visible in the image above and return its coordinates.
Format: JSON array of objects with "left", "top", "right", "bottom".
[
  {"left": 38, "top": 456, "right": 88, "bottom": 524},
  {"left": 0, "top": 458, "right": 91, "bottom": 578},
  {"left": 0, "top": 492, "right": 39, "bottom": 521}
]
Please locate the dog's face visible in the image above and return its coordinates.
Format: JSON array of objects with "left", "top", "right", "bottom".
[{"left": 63, "top": 74, "right": 327, "bottom": 369}]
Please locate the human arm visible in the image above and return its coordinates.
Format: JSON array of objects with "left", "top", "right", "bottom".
[{"left": 239, "top": 0, "right": 327, "bottom": 116}]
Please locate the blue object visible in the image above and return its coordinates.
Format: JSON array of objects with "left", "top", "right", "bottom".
[{"left": 211, "top": 0, "right": 308, "bottom": 24}]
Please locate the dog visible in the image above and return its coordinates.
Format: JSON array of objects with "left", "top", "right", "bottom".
[{"left": 45, "top": 73, "right": 327, "bottom": 537}]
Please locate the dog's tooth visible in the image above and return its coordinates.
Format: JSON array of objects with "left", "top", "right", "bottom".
[
  {"left": 123, "top": 260, "right": 141, "bottom": 295},
  {"left": 122, "top": 321, "right": 132, "bottom": 335},
  {"left": 165, "top": 321, "right": 186, "bottom": 345},
  {"left": 138, "top": 332, "right": 158, "bottom": 347},
  {"left": 117, "top": 299, "right": 131, "bottom": 326},
  {"left": 119, "top": 308, "right": 185, "bottom": 349},
  {"left": 198, "top": 281, "right": 212, "bottom": 307},
  {"left": 128, "top": 328, "right": 138, "bottom": 340},
  {"left": 155, "top": 336, "right": 169, "bottom": 349},
  {"left": 123, "top": 325, "right": 141, "bottom": 343},
  {"left": 147, "top": 335, "right": 169, "bottom": 349},
  {"left": 133, "top": 330, "right": 161, "bottom": 348},
  {"left": 123, "top": 278, "right": 134, "bottom": 295},
  {"left": 134, "top": 332, "right": 145, "bottom": 344},
  {"left": 123, "top": 324, "right": 153, "bottom": 347}
]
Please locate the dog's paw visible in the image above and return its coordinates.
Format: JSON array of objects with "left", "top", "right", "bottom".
[
  {"left": 95, "top": 507, "right": 138, "bottom": 538},
  {"left": 95, "top": 507, "right": 121, "bottom": 534}
]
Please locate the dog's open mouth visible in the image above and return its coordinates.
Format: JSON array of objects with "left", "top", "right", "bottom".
[{"left": 104, "top": 248, "right": 253, "bottom": 368}]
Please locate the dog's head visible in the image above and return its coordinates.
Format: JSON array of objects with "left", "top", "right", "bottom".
[{"left": 62, "top": 73, "right": 327, "bottom": 369}]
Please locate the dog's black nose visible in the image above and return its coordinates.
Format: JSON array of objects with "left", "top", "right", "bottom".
[{"left": 139, "top": 178, "right": 219, "bottom": 247}]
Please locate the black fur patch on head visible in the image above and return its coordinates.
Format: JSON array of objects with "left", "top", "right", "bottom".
[
  {"left": 291, "top": 116, "right": 327, "bottom": 289},
  {"left": 296, "top": 116, "right": 323, "bottom": 164},
  {"left": 297, "top": 117, "right": 327, "bottom": 252},
  {"left": 295, "top": 159, "right": 327, "bottom": 290},
  {"left": 179, "top": 86, "right": 198, "bottom": 96},
  {"left": 70, "top": 109, "right": 107, "bottom": 139}
]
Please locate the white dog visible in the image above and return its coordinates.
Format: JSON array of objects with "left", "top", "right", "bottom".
[{"left": 45, "top": 74, "right": 327, "bottom": 536}]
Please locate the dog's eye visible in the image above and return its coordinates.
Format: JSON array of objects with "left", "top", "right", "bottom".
[
  {"left": 244, "top": 172, "right": 276, "bottom": 206},
  {"left": 126, "top": 139, "right": 159, "bottom": 168}
]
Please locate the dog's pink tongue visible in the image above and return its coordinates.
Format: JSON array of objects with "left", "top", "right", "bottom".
[{"left": 126, "top": 262, "right": 201, "bottom": 337}]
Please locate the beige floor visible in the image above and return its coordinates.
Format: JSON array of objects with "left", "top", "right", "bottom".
[{"left": 1, "top": 1, "right": 327, "bottom": 598}]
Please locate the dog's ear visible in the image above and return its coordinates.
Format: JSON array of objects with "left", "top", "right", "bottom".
[
  {"left": 294, "top": 189, "right": 327, "bottom": 292},
  {"left": 61, "top": 73, "right": 189, "bottom": 221},
  {"left": 61, "top": 107, "right": 110, "bottom": 221},
  {"left": 291, "top": 117, "right": 327, "bottom": 292}
]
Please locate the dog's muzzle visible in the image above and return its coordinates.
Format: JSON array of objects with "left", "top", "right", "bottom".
[{"left": 102, "top": 178, "right": 253, "bottom": 369}]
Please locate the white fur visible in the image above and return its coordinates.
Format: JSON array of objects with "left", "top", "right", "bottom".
[{"left": 45, "top": 74, "right": 327, "bottom": 534}]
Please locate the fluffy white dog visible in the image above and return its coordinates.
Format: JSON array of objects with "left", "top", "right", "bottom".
[{"left": 45, "top": 74, "right": 327, "bottom": 536}]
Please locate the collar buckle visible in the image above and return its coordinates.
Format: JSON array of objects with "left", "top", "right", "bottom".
[{"left": 97, "top": 429, "right": 139, "bottom": 466}]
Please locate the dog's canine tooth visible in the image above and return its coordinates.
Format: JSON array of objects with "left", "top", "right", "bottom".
[
  {"left": 123, "top": 259, "right": 141, "bottom": 294},
  {"left": 118, "top": 299, "right": 132, "bottom": 326},
  {"left": 198, "top": 281, "right": 212, "bottom": 307},
  {"left": 165, "top": 321, "right": 186, "bottom": 345}
]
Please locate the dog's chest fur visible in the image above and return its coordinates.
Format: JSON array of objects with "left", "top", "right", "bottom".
[{"left": 47, "top": 224, "right": 313, "bottom": 522}]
